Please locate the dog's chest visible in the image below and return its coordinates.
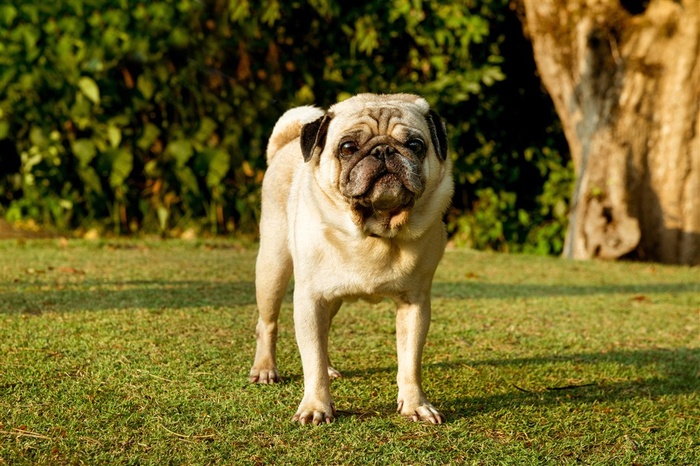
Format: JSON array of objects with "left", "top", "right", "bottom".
[{"left": 306, "top": 236, "right": 425, "bottom": 299}]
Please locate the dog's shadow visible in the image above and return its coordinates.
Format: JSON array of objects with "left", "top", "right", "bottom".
[{"left": 333, "top": 347, "right": 699, "bottom": 422}]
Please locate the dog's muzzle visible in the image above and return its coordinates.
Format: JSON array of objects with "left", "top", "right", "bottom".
[{"left": 343, "top": 144, "right": 424, "bottom": 212}]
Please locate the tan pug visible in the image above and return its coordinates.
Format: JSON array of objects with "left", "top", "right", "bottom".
[{"left": 250, "top": 93, "right": 453, "bottom": 425}]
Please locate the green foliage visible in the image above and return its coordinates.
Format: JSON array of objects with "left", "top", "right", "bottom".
[{"left": 0, "top": 0, "right": 572, "bottom": 253}]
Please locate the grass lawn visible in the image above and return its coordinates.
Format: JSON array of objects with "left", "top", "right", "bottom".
[{"left": 0, "top": 240, "right": 698, "bottom": 465}]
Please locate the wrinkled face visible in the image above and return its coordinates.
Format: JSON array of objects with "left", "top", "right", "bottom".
[
  {"left": 301, "top": 94, "right": 447, "bottom": 237},
  {"left": 336, "top": 106, "right": 428, "bottom": 220}
]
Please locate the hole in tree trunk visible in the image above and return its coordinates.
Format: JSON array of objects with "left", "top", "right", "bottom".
[
  {"left": 619, "top": 0, "right": 650, "bottom": 16},
  {"left": 603, "top": 206, "right": 614, "bottom": 224}
]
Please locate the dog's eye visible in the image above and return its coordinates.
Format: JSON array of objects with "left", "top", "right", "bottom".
[
  {"left": 406, "top": 139, "right": 425, "bottom": 154},
  {"left": 339, "top": 141, "right": 359, "bottom": 157}
]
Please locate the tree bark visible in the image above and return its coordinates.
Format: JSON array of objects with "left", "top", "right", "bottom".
[{"left": 522, "top": 0, "right": 700, "bottom": 265}]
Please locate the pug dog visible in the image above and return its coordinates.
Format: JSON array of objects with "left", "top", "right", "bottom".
[{"left": 249, "top": 93, "right": 453, "bottom": 425}]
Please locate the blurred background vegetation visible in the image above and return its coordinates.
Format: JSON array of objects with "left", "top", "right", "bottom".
[{"left": 0, "top": 0, "right": 572, "bottom": 254}]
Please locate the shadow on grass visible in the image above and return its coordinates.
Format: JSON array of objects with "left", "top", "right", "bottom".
[
  {"left": 432, "top": 281, "right": 700, "bottom": 300},
  {"left": 446, "top": 347, "right": 699, "bottom": 419},
  {"left": 2, "top": 277, "right": 697, "bottom": 314},
  {"left": 0, "top": 280, "right": 257, "bottom": 314},
  {"left": 338, "top": 347, "right": 700, "bottom": 421}
]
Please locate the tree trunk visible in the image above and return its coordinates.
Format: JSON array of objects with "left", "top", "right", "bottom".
[{"left": 522, "top": 0, "right": 700, "bottom": 265}]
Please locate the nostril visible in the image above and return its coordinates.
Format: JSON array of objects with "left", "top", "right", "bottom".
[{"left": 371, "top": 145, "right": 396, "bottom": 161}]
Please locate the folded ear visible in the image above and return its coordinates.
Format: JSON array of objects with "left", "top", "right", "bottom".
[
  {"left": 300, "top": 114, "right": 332, "bottom": 162},
  {"left": 425, "top": 110, "right": 448, "bottom": 161}
]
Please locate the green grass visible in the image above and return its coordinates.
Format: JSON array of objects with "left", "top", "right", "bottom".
[{"left": 1, "top": 240, "right": 698, "bottom": 465}]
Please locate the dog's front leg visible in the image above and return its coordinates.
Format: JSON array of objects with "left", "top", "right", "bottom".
[
  {"left": 395, "top": 295, "right": 445, "bottom": 424},
  {"left": 292, "top": 289, "right": 335, "bottom": 425}
]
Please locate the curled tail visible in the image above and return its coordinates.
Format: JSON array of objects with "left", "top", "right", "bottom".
[{"left": 266, "top": 106, "right": 325, "bottom": 162}]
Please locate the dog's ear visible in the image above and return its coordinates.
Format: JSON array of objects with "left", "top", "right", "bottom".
[
  {"left": 300, "top": 114, "right": 332, "bottom": 162},
  {"left": 426, "top": 110, "right": 448, "bottom": 161}
]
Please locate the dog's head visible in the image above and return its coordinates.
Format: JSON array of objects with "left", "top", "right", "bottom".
[{"left": 300, "top": 93, "right": 450, "bottom": 237}]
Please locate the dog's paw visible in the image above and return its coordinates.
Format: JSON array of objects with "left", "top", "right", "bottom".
[
  {"left": 249, "top": 366, "right": 281, "bottom": 384},
  {"left": 397, "top": 399, "right": 445, "bottom": 424},
  {"left": 292, "top": 401, "right": 336, "bottom": 426}
]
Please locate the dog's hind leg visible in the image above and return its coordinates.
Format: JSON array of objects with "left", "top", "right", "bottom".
[{"left": 326, "top": 299, "right": 343, "bottom": 379}]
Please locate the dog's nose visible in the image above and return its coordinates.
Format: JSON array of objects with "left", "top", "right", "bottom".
[{"left": 370, "top": 144, "right": 396, "bottom": 161}]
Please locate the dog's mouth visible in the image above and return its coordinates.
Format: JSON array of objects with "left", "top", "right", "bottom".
[
  {"left": 339, "top": 143, "right": 425, "bottom": 236},
  {"left": 353, "top": 173, "right": 414, "bottom": 211},
  {"left": 351, "top": 174, "right": 415, "bottom": 234}
]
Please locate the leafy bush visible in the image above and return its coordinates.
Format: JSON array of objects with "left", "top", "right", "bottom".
[{"left": 0, "top": 0, "right": 571, "bottom": 253}]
